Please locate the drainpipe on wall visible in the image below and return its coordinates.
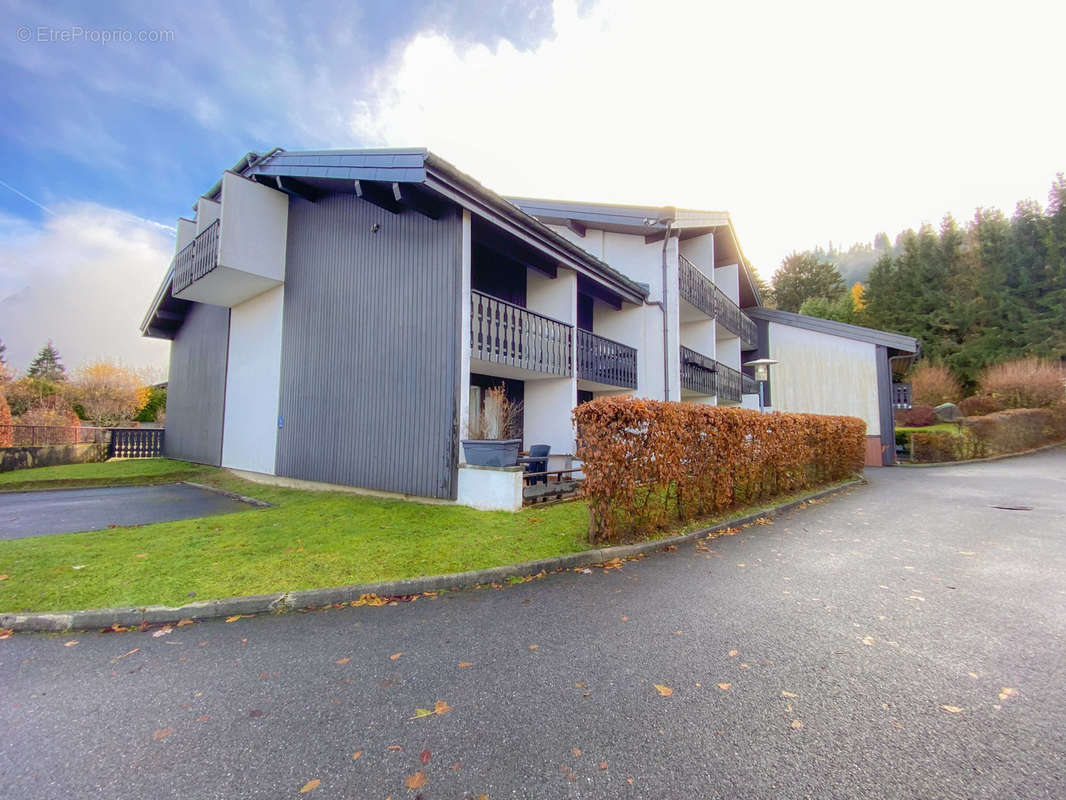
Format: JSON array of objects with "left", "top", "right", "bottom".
[{"left": 660, "top": 219, "right": 675, "bottom": 401}]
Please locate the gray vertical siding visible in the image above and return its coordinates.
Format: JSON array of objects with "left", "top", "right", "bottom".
[
  {"left": 875, "top": 345, "right": 895, "bottom": 466},
  {"left": 165, "top": 301, "right": 229, "bottom": 465},
  {"left": 276, "top": 194, "right": 462, "bottom": 499}
]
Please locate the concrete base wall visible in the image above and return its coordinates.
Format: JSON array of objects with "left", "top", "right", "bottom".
[
  {"left": 456, "top": 465, "right": 524, "bottom": 511},
  {"left": 0, "top": 443, "right": 108, "bottom": 473}
]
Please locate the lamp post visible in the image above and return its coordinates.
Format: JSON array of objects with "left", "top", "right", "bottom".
[{"left": 743, "top": 358, "right": 779, "bottom": 414}]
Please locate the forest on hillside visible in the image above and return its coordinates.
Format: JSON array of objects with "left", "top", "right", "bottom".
[{"left": 767, "top": 175, "right": 1066, "bottom": 387}]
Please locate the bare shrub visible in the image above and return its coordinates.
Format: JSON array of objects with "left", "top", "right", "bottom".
[
  {"left": 0, "top": 389, "right": 12, "bottom": 447},
  {"left": 979, "top": 358, "right": 1066, "bottom": 409},
  {"left": 895, "top": 405, "right": 937, "bottom": 427},
  {"left": 958, "top": 394, "right": 1003, "bottom": 417},
  {"left": 909, "top": 363, "right": 962, "bottom": 406}
]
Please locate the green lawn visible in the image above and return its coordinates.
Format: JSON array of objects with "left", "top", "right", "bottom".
[
  {"left": 0, "top": 460, "right": 851, "bottom": 615},
  {"left": 0, "top": 458, "right": 214, "bottom": 491}
]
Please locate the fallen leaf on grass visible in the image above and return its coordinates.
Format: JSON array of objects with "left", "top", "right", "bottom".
[
  {"left": 405, "top": 771, "right": 427, "bottom": 789},
  {"left": 0, "top": 574, "right": 8, "bottom": 580},
  {"left": 654, "top": 684, "right": 673, "bottom": 697},
  {"left": 64, "top": 640, "right": 78, "bottom": 647},
  {"left": 999, "top": 688, "right": 1018, "bottom": 700},
  {"left": 941, "top": 705, "right": 963, "bottom": 714},
  {"left": 334, "top": 657, "right": 350, "bottom": 665},
  {"left": 717, "top": 683, "right": 731, "bottom": 691},
  {"left": 299, "top": 779, "right": 320, "bottom": 793},
  {"left": 458, "top": 662, "right": 473, "bottom": 668},
  {"left": 781, "top": 690, "right": 798, "bottom": 698},
  {"left": 790, "top": 720, "right": 804, "bottom": 729},
  {"left": 152, "top": 727, "right": 172, "bottom": 740},
  {"left": 135, "top": 553, "right": 148, "bottom": 559},
  {"left": 351, "top": 750, "right": 363, "bottom": 760},
  {"left": 419, "top": 749, "right": 431, "bottom": 764}
]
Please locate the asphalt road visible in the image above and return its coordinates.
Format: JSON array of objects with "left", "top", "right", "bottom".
[
  {"left": 0, "top": 483, "right": 254, "bottom": 539},
  {"left": 2, "top": 449, "right": 1064, "bottom": 799}
]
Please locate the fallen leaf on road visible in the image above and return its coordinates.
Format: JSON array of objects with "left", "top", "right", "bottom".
[
  {"left": 388, "top": 745, "right": 403, "bottom": 751},
  {"left": 717, "top": 683, "right": 731, "bottom": 691},
  {"left": 600, "top": 761, "right": 608, "bottom": 770},
  {"left": 152, "top": 728, "right": 172, "bottom": 740},
  {"left": 627, "top": 777, "right": 634, "bottom": 785},
  {"left": 736, "top": 563, "right": 746, "bottom": 568},
  {"left": 999, "top": 688, "right": 1018, "bottom": 700},
  {"left": 152, "top": 627, "right": 173, "bottom": 638},
  {"left": 790, "top": 720, "right": 803, "bottom": 729},
  {"left": 958, "top": 551, "right": 976, "bottom": 556},
  {"left": 197, "top": 715, "right": 209, "bottom": 722},
  {"left": 351, "top": 750, "right": 363, "bottom": 760},
  {"left": 224, "top": 615, "right": 243, "bottom": 623},
  {"left": 781, "top": 691, "right": 798, "bottom": 698},
  {"left": 390, "top": 652, "right": 402, "bottom": 660},
  {"left": 64, "top": 640, "right": 78, "bottom": 647},
  {"left": 434, "top": 700, "right": 451, "bottom": 715},
  {"left": 621, "top": 616, "right": 628, "bottom": 622},
  {"left": 968, "top": 672, "right": 979, "bottom": 679},
  {"left": 113, "top": 648, "right": 140, "bottom": 661},
  {"left": 941, "top": 705, "right": 963, "bottom": 713},
  {"left": 334, "top": 657, "right": 350, "bottom": 665},
  {"left": 458, "top": 662, "right": 473, "bottom": 668},
  {"left": 728, "top": 650, "right": 738, "bottom": 657},
  {"left": 177, "top": 618, "right": 195, "bottom": 627},
  {"left": 419, "top": 749, "right": 431, "bottom": 764},
  {"left": 249, "top": 709, "right": 266, "bottom": 718},
  {"left": 412, "top": 708, "right": 433, "bottom": 719},
  {"left": 654, "top": 684, "right": 673, "bottom": 697},
  {"left": 529, "top": 644, "right": 538, "bottom": 650},
  {"left": 451, "top": 761, "right": 462, "bottom": 771},
  {"left": 0, "top": 628, "right": 12, "bottom": 640},
  {"left": 861, "top": 636, "right": 875, "bottom": 646},
  {"left": 299, "top": 779, "right": 320, "bottom": 793},
  {"left": 405, "top": 771, "right": 427, "bottom": 789}
]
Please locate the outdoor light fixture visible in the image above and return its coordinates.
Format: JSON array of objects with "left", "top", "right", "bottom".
[{"left": 743, "top": 358, "right": 779, "bottom": 413}]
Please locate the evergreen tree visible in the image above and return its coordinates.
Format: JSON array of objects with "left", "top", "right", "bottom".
[
  {"left": 770, "top": 251, "right": 847, "bottom": 312},
  {"left": 26, "top": 340, "right": 66, "bottom": 382}
]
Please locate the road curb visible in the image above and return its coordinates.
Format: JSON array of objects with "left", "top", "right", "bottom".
[{"left": 0, "top": 478, "right": 864, "bottom": 633}]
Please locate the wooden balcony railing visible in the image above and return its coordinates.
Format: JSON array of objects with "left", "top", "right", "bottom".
[
  {"left": 892, "top": 381, "right": 913, "bottom": 409},
  {"left": 714, "top": 284, "right": 758, "bottom": 349},
  {"left": 173, "top": 219, "right": 220, "bottom": 294},
  {"left": 577, "top": 330, "right": 637, "bottom": 388},
  {"left": 679, "top": 345, "right": 717, "bottom": 396},
  {"left": 678, "top": 254, "right": 717, "bottom": 318},
  {"left": 678, "top": 254, "right": 758, "bottom": 349},
  {"left": 471, "top": 290, "right": 573, "bottom": 377},
  {"left": 716, "top": 361, "right": 743, "bottom": 404},
  {"left": 741, "top": 371, "right": 758, "bottom": 395}
]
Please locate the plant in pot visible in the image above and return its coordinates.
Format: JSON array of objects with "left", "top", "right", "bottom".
[{"left": 462, "top": 384, "right": 523, "bottom": 467}]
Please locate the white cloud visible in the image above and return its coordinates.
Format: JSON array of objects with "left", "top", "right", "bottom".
[
  {"left": 348, "top": 0, "right": 1066, "bottom": 276},
  {"left": 0, "top": 204, "right": 172, "bottom": 373}
]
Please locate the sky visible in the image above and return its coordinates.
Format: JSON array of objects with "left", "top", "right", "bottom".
[{"left": 0, "top": 0, "right": 1063, "bottom": 372}]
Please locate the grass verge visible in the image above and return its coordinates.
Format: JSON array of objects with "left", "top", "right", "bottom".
[
  {"left": 0, "top": 458, "right": 214, "bottom": 491},
  {"left": 0, "top": 461, "right": 856, "bottom": 614}
]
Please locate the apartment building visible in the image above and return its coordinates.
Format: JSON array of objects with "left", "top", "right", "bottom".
[{"left": 142, "top": 147, "right": 915, "bottom": 509}]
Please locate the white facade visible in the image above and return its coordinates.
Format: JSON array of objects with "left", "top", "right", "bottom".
[{"left": 221, "top": 285, "right": 285, "bottom": 474}]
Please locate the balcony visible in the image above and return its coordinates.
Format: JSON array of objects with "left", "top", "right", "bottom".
[
  {"left": 679, "top": 345, "right": 718, "bottom": 396},
  {"left": 577, "top": 329, "right": 637, "bottom": 389},
  {"left": 741, "top": 371, "right": 758, "bottom": 395},
  {"left": 679, "top": 346, "right": 744, "bottom": 404},
  {"left": 171, "top": 172, "right": 289, "bottom": 307},
  {"left": 470, "top": 290, "right": 573, "bottom": 378},
  {"left": 678, "top": 254, "right": 758, "bottom": 349}
]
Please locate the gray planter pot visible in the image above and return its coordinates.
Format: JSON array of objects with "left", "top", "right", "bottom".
[{"left": 461, "top": 438, "right": 522, "bottom": 467}]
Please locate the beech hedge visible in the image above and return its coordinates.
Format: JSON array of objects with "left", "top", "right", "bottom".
[{"left": 573, "top": 397, "right": 866, "bottom": 543}]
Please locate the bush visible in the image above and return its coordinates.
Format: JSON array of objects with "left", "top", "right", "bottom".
[
  {"left": 910, "top": 363, "right": 962, "bottom": 406},
  {"left": 979, "top": 358, "right": 1065, "bottom": 409},
  {"left": 958, "top": 394, "right": 1003, "bottom": 417},
  {"left": 136, "top": 386, "right": 167, "bottom": 422},
  {"left": 15, "top": 399, "right": 81, "bottom": 445},
  {"left": 963, "top": 406, "right": 1066, "bottom": 455},
  {"left": 895, "top": 404, "right": 937, "bottom": 427},
  {"left": 68, "top": 361, "right": 150, "bottom": 425},
  {"left": 910, "top": 431, "right": 985, "bottom": 463},
  {"left": 0, "top": 389, "right": 12, "bottom": 447},
  {"left": 573, "top": 397, "right": 865, "bottom": 543},
  {"left": 3, "top": 377, "right": 61, "bottom": 417}
]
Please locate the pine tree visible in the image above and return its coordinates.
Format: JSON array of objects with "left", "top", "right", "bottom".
[
  {"left": 770, "top": 252, "right": 847, "bottom": 312},
  {"left": 26, "top": 340, "right": 66, "bottom": 382}
]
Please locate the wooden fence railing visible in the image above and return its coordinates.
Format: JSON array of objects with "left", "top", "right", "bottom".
[
  {"left": 577, "top": 330, "right": 637, "bottom": 388},
  {"left": 471, "top": 290, "right": 573, "bottom": 377},
  {"left": 109, "top": 428, "right": 165, "bottom": 458}
]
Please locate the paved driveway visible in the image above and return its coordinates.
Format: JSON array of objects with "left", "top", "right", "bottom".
[
  {"left": 0, "top": 483, "right": 255, "bottom": 539},
  {"left": 1, "top": 449, "right": 1064, "bottom": 799}
]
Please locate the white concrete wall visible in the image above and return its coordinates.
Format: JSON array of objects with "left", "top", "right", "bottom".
[
  {"left": 715, "top": 264, "right": 741, "bottom": 305},
  {"left": 218, "top": 171, "right": 289, "bottom": 283},
  {"left": 195, "top": 198, "right": 220, "bottom": 234},
  {"left": 680, "top": 233, "right": 714, "bottom": 277},
  {"left": 523, "top": 268, "right": 578, "bottom": 454},
  {"left": 176, "top": 218, "right": 197, "bottom": 252},
  {"left": 456, "top": 465, "right": 523, "bottom": 511},
  {"left": 221, "top": 285, "right": 285, "bottom": 474},
  {"left": 717, "top": 337, "right": 742, "bottom": 371},
  {"left": 768, "top": 321, "right": 879, "bottom": 436}
]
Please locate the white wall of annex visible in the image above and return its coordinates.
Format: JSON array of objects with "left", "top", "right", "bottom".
[
  {"left": 679, "top": 233, "right": 714, "bottom": 277},
  {"left": 176, "top": 218, "right": 197, "bottom": 252},
  {"left": 715, "top": 264, "right": 741, "bottom": 305},
  {"left": 221, "top": 285, "right": 285, "bottom": 474},
  {"left": 768, "top": 322, "right": 879, "bottom": 436}
]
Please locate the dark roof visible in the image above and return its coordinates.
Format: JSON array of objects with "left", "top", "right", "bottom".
[{"left": 745, "top": 307, "right": 919, "bottom": 354}]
